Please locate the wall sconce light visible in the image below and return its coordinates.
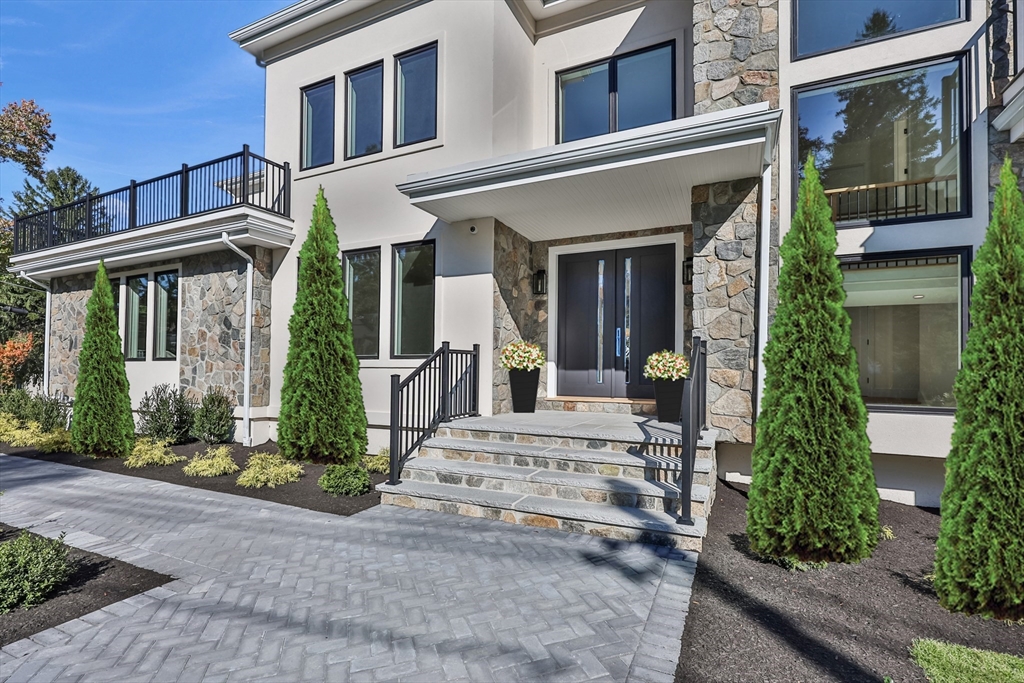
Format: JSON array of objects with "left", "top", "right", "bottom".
[
  {"left": 532, "top": 270, "right": 548, "bottom": 295},
  {"left": 683, "top": 259, "right": 694, "bottom": 285}
]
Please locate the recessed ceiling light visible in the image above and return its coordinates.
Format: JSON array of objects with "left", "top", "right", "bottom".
[{"left": 913, "top": 295, "right": 925, "bottom": 299}]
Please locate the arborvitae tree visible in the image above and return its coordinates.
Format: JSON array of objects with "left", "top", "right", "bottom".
[
  {"left": 746, "top": 156, "right": 880, "bottom": 563},
  {"left": 278, "top": 188, "right": 367, "bottom": 463},
  {"left": 71, "top": 262, "right": 135, "bottom": 458},
  {"left": 934, "top": 158, "right": 1024, "bottom": 620}
]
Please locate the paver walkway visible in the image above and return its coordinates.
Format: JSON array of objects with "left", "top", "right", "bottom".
[{"left": 0, "top": 455, "right": 695, "bottom": 683}]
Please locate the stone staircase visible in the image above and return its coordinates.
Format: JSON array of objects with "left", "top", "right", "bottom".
[{"left": 377, "top": 413, "right": 718, "bottom": 551}]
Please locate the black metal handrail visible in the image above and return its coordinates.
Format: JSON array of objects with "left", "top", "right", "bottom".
[
  {"left": 12, "top": 145, "right": 291, "bottom": 255},
  {"left": 389, "top": 342, "right": 480, "bottom": 485},
  {"left": 677, "top": 334, "right": 708, "bottom": 526}
]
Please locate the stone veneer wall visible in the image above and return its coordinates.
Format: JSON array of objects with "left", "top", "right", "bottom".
[
  {"left": 989, "top": 1, "right": 1019, "bottom": 203},
  {"left": 48, "top": 272, "right": 92, "bottom": 399}
]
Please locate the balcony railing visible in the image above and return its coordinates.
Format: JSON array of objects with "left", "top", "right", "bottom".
[
  {"left": 825, "top": 175, "right": 958, "bottom": 224},
  {"left": 13, "top": 146, "right": 290, "bottom": 255}
]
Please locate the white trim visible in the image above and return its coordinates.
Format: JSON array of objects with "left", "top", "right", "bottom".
[
  {"left": 221, "top": 234, "right": 255, "bottom": 447},
  {"left": 17, "top": 272, "right": 50, "bottom": 396},
  {"left": 756, "top": 163, "right": 772, "bottom": 417},
  {"left": 545, "top": 232, "right": 685, "bottom": 399}
]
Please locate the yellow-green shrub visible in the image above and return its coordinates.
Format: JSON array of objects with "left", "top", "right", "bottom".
[
  {"left": 0, "top": 413, "right": 72, "bottom": 453},
  {"left": 182, "top": 446, "right": 239, "bottom": 477},
  {"left": 237, "top": 452, "right": 303, "bottom": 489},
  {"left": 362, "top": 448, "right": 390, "bottom": 474},
  {"left": 124, "top": 438, "right": 186, "bottom": 469},
  {"left": 34, "top": 428, "right": 72, "bottom": 454},
  {"left": 0, "top": 413, "right": 20, "bottom": 442}
]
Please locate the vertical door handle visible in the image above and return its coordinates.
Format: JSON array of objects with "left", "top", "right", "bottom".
[{"left": 616, "top": 328, "right": 622, "bottom": 357}]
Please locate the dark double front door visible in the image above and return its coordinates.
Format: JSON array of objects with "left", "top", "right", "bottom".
[{"left": 557, "top": 244, "right": 676, "bottom": 399}]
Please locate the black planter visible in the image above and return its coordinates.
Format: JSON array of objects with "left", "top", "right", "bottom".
[
  {"left": 653, "top": 378, "right": 685, "bottom": 423},
  {"left": 508, "top": 368, "right": 540, "bottom": 413}
]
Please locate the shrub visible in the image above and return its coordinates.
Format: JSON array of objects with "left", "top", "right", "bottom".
[
  {"left": 746, "top": 156, "right": 879, "bottom": 564},
  {"left": 191, "top": 388, "right": 235, "bottom": 444},
  {"left": 0, "top": 413, "right": 19, "bottom": 442},
  {"left": 182, "top": 446, "right": 239, "bottom": 477},
  {"left": 27, "top": 394, "right": 72, "bottom": 433},
  {"left": 137, "top": 384, "right": 197, "bottom": 445},
  {"left": 124, "top": 438, "right": 186, "bottom": 469},
  {"left": 71, "top": 263, "right": 135, "bottom": 458},
  {"left": 278, "top": 189, "right": 367, "bottom": 464},
  {"left": 237, "top": 452, "right": 303, "bottom": 489},
  {"left": 934, "top": 159, "right": 1024, "bottom": 621},
  {"left": 319, "top": 464, "right": 371, "bottom": 496},
  {"left": 0, "top": 531, "right": 73, "bottom": 613},
  {"left": 0, "top": 389, "right": 33, "bottom": 421},
  {"left": 910, "top": 639, "right": 1024, "bottom": 683},
  {"left": 0, "top": 415, "right": 71, "bottom": 453},
  {"left": 363, "top": 448, "right": 390, "bottom": 474}
]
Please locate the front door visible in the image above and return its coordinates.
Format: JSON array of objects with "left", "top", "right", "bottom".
[{"left": 556, "top": 244, "right": 676, "bottom": 399}]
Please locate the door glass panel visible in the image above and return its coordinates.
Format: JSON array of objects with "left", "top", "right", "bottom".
[
  {"left": 596, "top": 259, "right": 605, "bottom": 383},
  {"left": 125, "top": 275, "right": 147, "bottom": 360},
  {"left": 616, "top": 45, "right": 673, "bottom": 132},
  {"left": 623, "top": 257, "right": 632, "bottom": 383},
  {"left": 559, "top": 63, "right": 610, "bottom": 143}
]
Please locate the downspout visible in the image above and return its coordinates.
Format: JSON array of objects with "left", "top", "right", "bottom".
[
  {"left": 755, "top": 162, "right": 773, "bottom": 417},
  {"left": 220, "top": 233, "right": 254, "bottom": 447},
  {"left": 18, "top": 272, "right": 51, "bottom": 397}
]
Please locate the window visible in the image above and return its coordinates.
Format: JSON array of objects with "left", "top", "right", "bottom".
[
  {"left": 347, "top": 63, "right": 383, "bottom": 159},
  {"left": 795, "top": 1, "right": 963, "bottom": 58},
  {"left": 153, "top": 271, "right": 178, "bottom": 360},
  {"left": 110, "top": 279, "right": 120, "bottom": 327},
  {"left": 558, "top": 43, "right": 674, "bottom": 144},
  {"left": 841, "top": 252, "right": 966, "bottom": 409},
  {"left": 302, "top": 80, "right": 335, "bottom": 169},
  {"left": 344, "top": 248, "right": 381, "bottom": 358},
  {"left": 395, "top": 44, "right": 437, "bottom": 147},
  {"left": 392, "top": 242, "right": 435, "bottom": 357},
  {"left": 796, "top": 57, "right": 964, "bottom": 225},
  {"left": 125, "top": 275, "right": 148, "bottom": 360}
]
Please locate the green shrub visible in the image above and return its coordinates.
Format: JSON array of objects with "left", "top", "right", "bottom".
[
  {"left": 319, "top": 464, "right": 371, "bottom": 496},
  {"left": 137, "top": 384, "right": 197, "bottom": 445},
  {"left": 191, "top": 388, "right": 235, "bottom": 444},
  {"left": 0, "top": 413, "right": 20, "bottom": 442},
  {"left": 124, "top": 438, "right": 186, "bottom": 468},
  {"left": 910, "top": 639, "right": 1024, "bottom": 683},
  {"left": 27, "top": 394, "right": 71, "bottom": 433},
  {"left": 0, "top": 414, "right": 72, "bottom": 453},
  {"left": 237, "top": 452, "right": 303, "bottom": 489},
  {"left": 0, "top": 531, "right": 73, "bottom": 613},
  {"left": 362, "top": 447, "right": 390, "bottom": 474},
  {"left": 0, "top": 389, "right": 33, "bottom": 422},
  {"left": 182, "top": 445, "right": 239, "bottom": 477}
]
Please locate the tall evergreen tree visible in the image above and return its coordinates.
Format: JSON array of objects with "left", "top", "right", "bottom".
[
  {"left": 747, "top": 156, "right": 879, "bottom": 563},
  {"left": 1, "top": 166, "right": 99, "bottom": 222},
  {"left": 278, "top": 188, "right": 367, "bottom": 463},
  {"left": 71, "top": 262, "right": 135, "bottom": 458},
  {"left": 934, "top": 158, "right": 1024, "bottom": 620}
]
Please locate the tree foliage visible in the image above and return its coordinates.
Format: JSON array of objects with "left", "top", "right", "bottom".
[
  {"left": 934, "top": 158, "right": 1024, "bottom": 620},
  {"left": 746, "top": 156, "right": 880, "bottom": 564},
  {"left": 0, "top": 224, "right": 46, "bottom": 386},
  {"left": 1, "top": 166, "right": 99, "bottom": 222},
  {"left": 0, "top": 100, "right": 54, "bottom": 181}
]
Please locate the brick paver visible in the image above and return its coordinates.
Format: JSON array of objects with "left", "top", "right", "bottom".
[{"left": 0, "top": 455, "right": 695, "bottom": 682}]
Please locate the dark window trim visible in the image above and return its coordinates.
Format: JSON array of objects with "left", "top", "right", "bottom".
[
  {"left": 838, "top": 245, "right": 972, "bottom": 415},
  {"left": 343, "top": 246, "right": 382, "bottom": 360},
  {"left": 390, "top": 239, "right": 436, "bottom": 360},
  {"left": 791, "top": 0, "right": 968, "bottom": 62},
  {"left": 123, "top": 274, "right": 149, "bottom": 362},
  {"left": 393, "top": 42, "right": 439, "bottom": 150},
  {"left": 555, "top": 40, "right": 676, "bottom": 145},
  {"left": 151, "top": 269, "right": 179, "bottom": 362},
  {"left": 791, "top": 51, "right": 971, "bottom": 230},
  {"left": 344, "top": 60, "right": 385, "bottom": 161},
  {"left": 299, "top": 77, "right": 336, "bottom": 171}
]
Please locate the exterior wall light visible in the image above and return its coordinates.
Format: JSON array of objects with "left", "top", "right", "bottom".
[{"left": 533, "top": 269, "right": 547, "bottom": 295}]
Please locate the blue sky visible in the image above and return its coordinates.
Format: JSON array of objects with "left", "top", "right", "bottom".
[{"left": 0, "top": 0, "right": 292, "bottom": 210}]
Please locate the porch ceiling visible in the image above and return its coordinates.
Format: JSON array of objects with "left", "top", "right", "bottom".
[{"left": 398, "top": 103, "right": 780, "bottom": 242}]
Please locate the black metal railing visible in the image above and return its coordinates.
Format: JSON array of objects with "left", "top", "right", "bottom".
[
  {"left": 825, "top": 175, "right": 958, "bottom": 223},
  {"left": 389, "top": 342, "right": 481, "bottom": 485},
  {"left": 13, "top": 145, "right": 291, "bottom": 254},
  {"left": 677, "top": 334, "right": 708, "bottom": 526}
]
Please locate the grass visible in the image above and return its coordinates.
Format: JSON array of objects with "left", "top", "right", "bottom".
[{"left": 911, "top": 639, "right": 1024, "bottom": 683}]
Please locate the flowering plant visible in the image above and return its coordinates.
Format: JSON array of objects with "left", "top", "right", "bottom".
[
  {"left": 500, "top": 341, "right": 545, "bottom": 372},
  {"left": 643, "top": 350, "right": 689, "bottom": 381}
]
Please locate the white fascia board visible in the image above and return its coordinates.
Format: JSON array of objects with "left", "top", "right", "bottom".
[
  {"left": 993, "top": 83, "right": 1024, "bottom": 141},
  {"left": 231, "top": 0, "right": 342, "bottom": 48}
]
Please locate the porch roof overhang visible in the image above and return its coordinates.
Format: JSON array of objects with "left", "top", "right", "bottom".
[
  {"left": 8, "top": 207, "right": 294, "bottom": 281},
  {"left": 397, "top": 103, "right": 780, "bottom": 242},
  {"left": 994, "top": 71, "right": 1024, "bottom": 142}
]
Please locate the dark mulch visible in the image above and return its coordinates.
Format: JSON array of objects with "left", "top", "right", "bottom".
[
  {"left": 676, "top": 481, "right": 1024, "bottom": 683},
  {"left": 0, "top": 523, "right": 170, "bottom": 647},
  {"left": 2, "top": 441, "right": 385, "bottom": 517}
]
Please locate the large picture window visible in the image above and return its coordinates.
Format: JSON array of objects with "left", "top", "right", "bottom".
[
  {"left": 392, "top": 242, "right": 435, "bottom": 357},
  {"left": 344, "top": 248, "right": 381, "bottom": 358},
  {"left": 796, "top": 57, "right": 964, "bottom": 225},
  {"left": 125, "top": 275, "right": 148, "bottom": 360},
  {"left": 795, "top": 1, "right": 963, "bottom": 58},
  {"left": 346, "top": 62, "right": 383, "bottom": 159},
  {"left": 396, "top": 44, "right": 437, "bottom": 147},
  {"left": 302, "top": 80, "right": 335, "bottom": 169},
  {"left": 153, "top": 271, "right": 178, "bottom": 360}
]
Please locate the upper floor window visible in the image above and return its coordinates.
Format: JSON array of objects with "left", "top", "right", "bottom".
[
  {"left": 796, "top": 56, "right": 964, "bottom": 226},
  {"left": 396, "top": 43, "right": 437, "bottom": 147},
  {"left": 347, "top": 62, "right": 383, "bottom": 159},
  {"left": 557, "top": 42, "right": 674, "bottom": 144},
  {"left": 794, "top": 0, "right": 963, "bottom": 58},
  {"left": 302, "top": 80, "right": 335, "bottom": 169}
]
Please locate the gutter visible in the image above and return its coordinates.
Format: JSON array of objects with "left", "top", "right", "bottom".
[
  {"left": 17, "top": 272, "right": 51, "bottom": 397},
  {"left": 220, "top": 233, "right": 255, "bottom": 447}
]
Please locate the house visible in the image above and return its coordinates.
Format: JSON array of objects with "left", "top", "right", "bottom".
[{"left": 9, "top": 0, "right": 1016, "bottom": 548}]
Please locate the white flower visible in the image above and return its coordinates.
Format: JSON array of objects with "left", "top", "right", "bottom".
[
  {"left": 501, "top": 341, "right": 546, "bottom": 371},
  {"left": 643, "top": 350, "right": 690, "bottom": 381}
]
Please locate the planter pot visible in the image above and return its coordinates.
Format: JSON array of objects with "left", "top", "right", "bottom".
[
  {"left": 653, "top": 378, "right": 685, "bottom": 423},
  {"left": 508, "top": 368, "right": 540, "bottom": 413}
]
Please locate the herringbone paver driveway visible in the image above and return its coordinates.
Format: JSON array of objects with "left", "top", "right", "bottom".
[{"left": 0, "top": 455, "right": 695, "bottom": 683}]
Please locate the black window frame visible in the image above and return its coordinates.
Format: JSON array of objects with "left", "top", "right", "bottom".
[
  {"left": 390, "top": 239, "right": 436, "bottom": 360},
  {"left": 123, "top": 273, "right": 149, "bottom": 362},
  {"left": 344, "top": 60, "right": 385, "bottom": 161},
  {"left": 394, "top": 42, "right": 439, "bottom": 150},
  {"left": 838, "top": 245, "right": 972, "bottom": 415},
  {"left": 151, "top": 269, "right": 179, "bottom": 362},
  {"left": 343, "top": 246, "right": 382, "bottom": 360},
  {"left": 555, "top": 40, "right": 676, "bottom": 145},
  {"left": 791, "top": 52, "right": 972, "bottom": 230},
  {"left": 299, "top": 77, "right": 336, "bottom": 171},
  {"left": 792, "top": 0, "right": 968, "bottom": 62}
]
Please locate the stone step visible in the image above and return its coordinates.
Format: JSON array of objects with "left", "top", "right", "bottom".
[{"left": 435, "top": 416, "right": 686, "bottom": 454}]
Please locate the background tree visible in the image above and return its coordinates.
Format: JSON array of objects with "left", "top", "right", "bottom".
[
  {"left": 0, "top": 100, "right": 54, "bottom": 181},
  {"left": 1, "top": 166, "right": 99, "bottom": 221},
  {"left": 855, "top": 9, "right": 899, "bottom": 42},
  {"left": 71, "top": 262, "right": 135, "bottom": 458},
  {"left": 746, "top": 156, "right": 879, "bottom": 563},
  {"left": 934, "top": 158, "right": 1024, "bottom": 620},
  {"left": 278, "top": 188, "right": 367, "bottom": 463}
]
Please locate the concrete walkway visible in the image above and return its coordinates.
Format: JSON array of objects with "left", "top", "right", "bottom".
[{"left": 0, "top": 455, "right": 695, "bottom": 683}]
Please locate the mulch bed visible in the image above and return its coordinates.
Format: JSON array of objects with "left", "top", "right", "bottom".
[
  {"left": 0, "top": 523, "right": 170, "bottom": 647},
  {"left": 676, "top": 481, "right": 1023, "bottom": 683},
  {"left": 2, "top": 442, "right": 385, "bottom": 517}
]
